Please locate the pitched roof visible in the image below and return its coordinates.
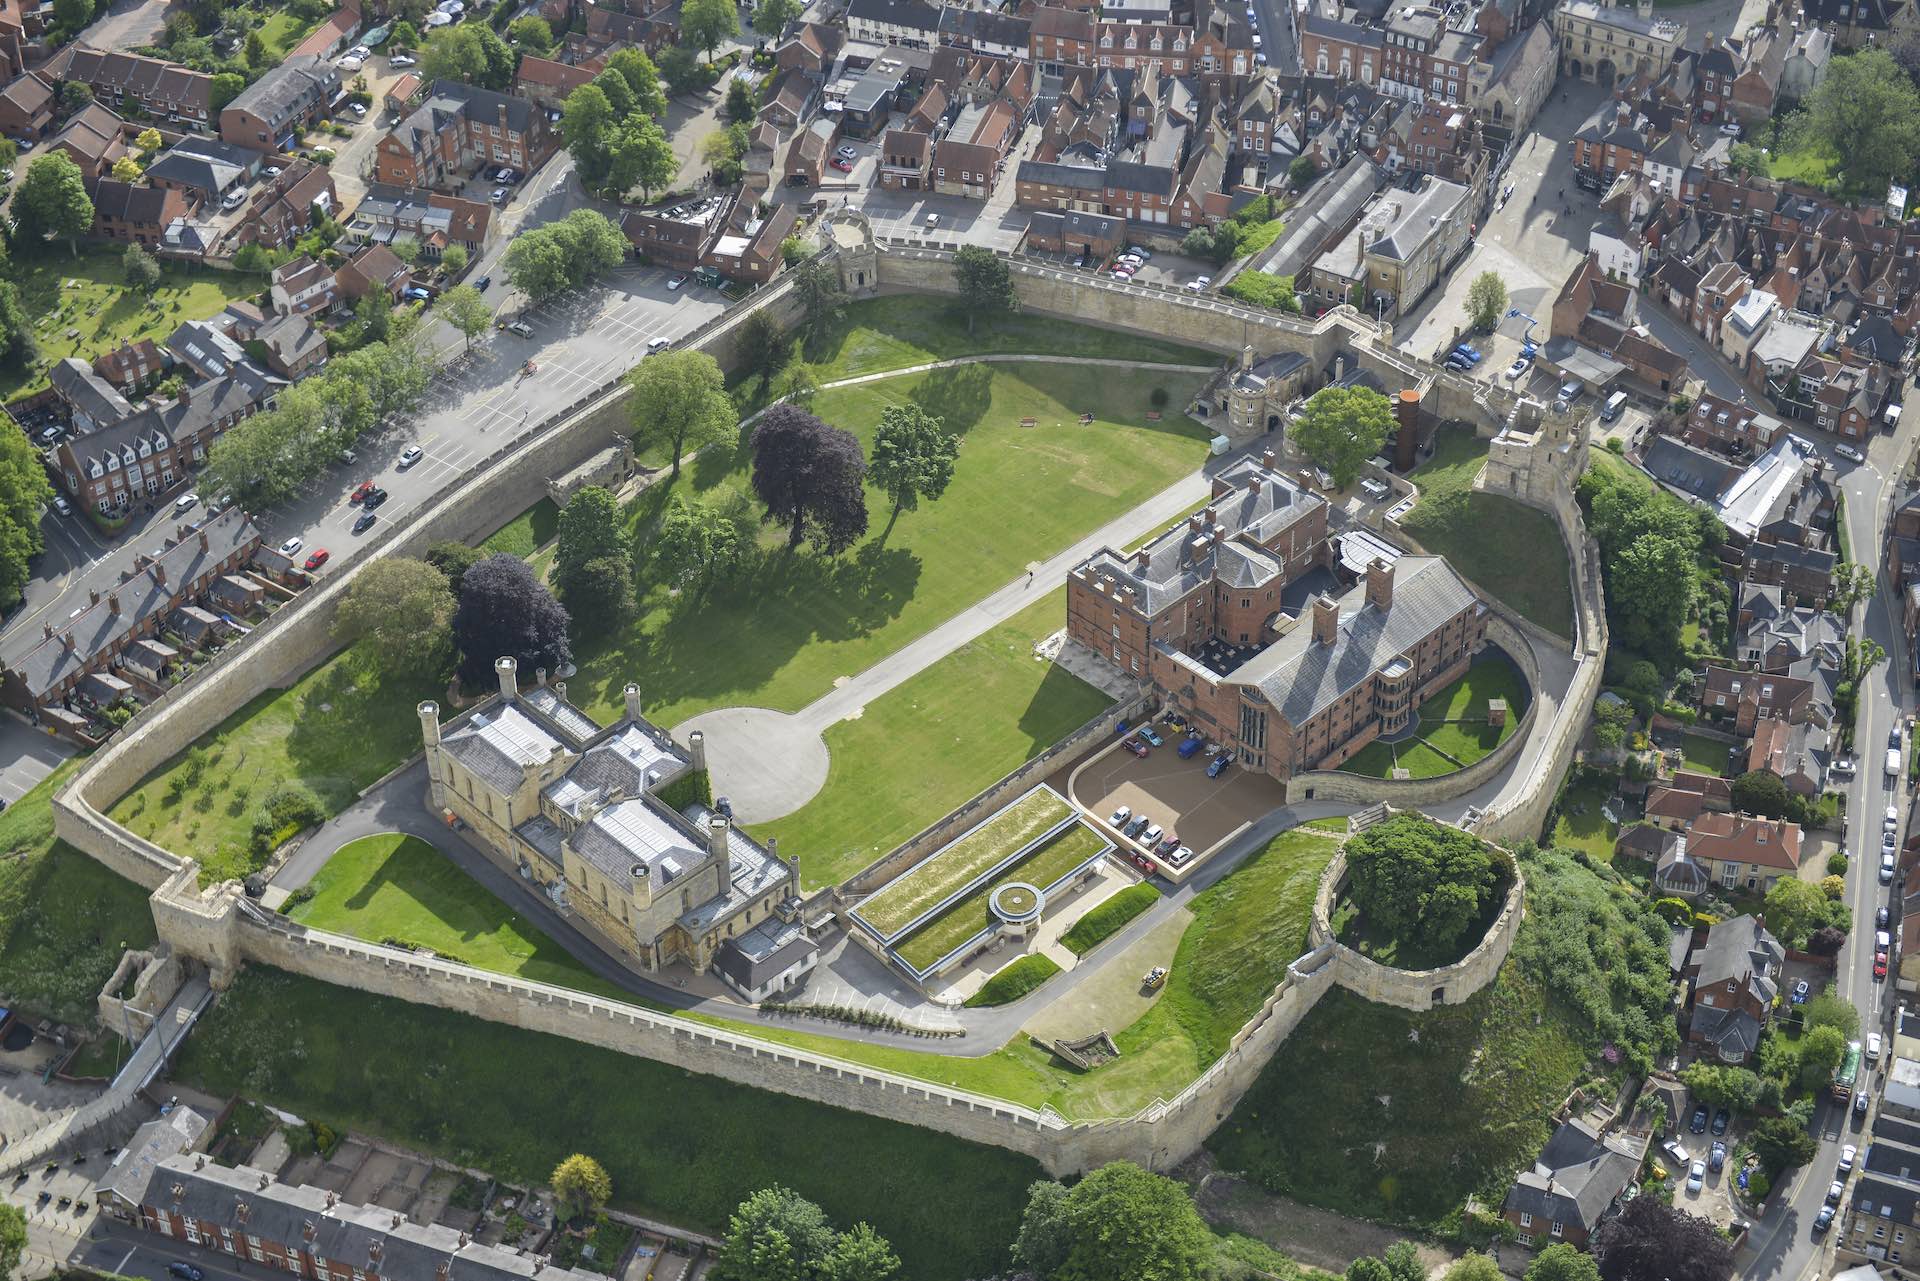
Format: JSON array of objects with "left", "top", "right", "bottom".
[{"left": 1504, "top": 1119, "right": 1639, "bottom": 1232}]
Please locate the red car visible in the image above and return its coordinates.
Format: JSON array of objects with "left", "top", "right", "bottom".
[
  {"left": 349, "top": 480, "right": 373, "bottom": 504},
  {"left": 1124, "top": 737, "right": 1150, "bottom": 758},
  {"left": 830, "top": 157, "right": 854, "bottom": 172},
  {"left": 1131, "top": 853, "right": 1155, "bottom": 874},
  {"left": 1876, "top": 951, "right": 1890, "bottom": 979},
  {"left": 303, "top": 549, "right": 330, "bottom": 571}
]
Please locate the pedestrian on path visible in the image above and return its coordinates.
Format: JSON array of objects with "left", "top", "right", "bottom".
[{"left": 1027, "top": 569, "right": 1034, "bottom": 587}]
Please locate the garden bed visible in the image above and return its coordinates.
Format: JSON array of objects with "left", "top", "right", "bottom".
[
  {"left": 894, "top": 822, "right": 1110, "bottom": 972},
  {"left": 855, "top": 788, "right": 1072, "bottom": 937}
]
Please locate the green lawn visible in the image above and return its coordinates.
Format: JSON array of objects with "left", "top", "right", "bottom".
[
  {"left": 895, "top": 823, "right": 1107, "bottom": 970},
  {"left": 1549, "top": 776, "right": 1618, "bottom": 861},
  {"left": 1768, "top": 145, "right": 1837, "bottom": 187},
  {"left": 2, "top": 248, "right": 266, "bottom": 401},
  {"left": 1060, "top": 882, "right": 1160, "bottom": 956},
  {"left": 107, "top": 646, "right": 440, "bottom": 884},
  {"left": 288, "top": 834, "right": 635, "bottom": 1001},
  {"left": 479, "top": 498, "right": 560, "bottom": 558},
  {"left": 174, "top": 967, "right": 1039, "bottom": 1281},
  {"left": 1416, "top": 653, "right": 1531, "bottom": 761},
  {"left": 806, "top": 294, "right": 1219, "bottom": 382},
  {"left": 856, "top": 785, "right": 1072, "bottom": 935},
  {"left": 1680, "top": 731, "right": 1735, "bottom": 776},
  {"left": 0, "top": 758, "right": 159, "bottom": 1027},
  {"left": 964, "top": 954, "right": 1062, "bottom": 1007},
  {"left": 65, "top": 1032, "right": 130, "bottom": 1080},
  {"left": 253, "top": 8, "right": 318, "bottom": 60},
  {"left": 1340, "top": 737, "right": 1458, "bottom": 779},
  {"left": 570, "top": 363, "right": 1208, "bottom": 731},
  {"left": 1400, "top": 427, "right": 1574, "bottom": 637},
  {"left": 766, "top": 593, "right": 1113, "bottom": 890}
]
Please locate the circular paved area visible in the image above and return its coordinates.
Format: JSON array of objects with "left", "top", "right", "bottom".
[{"left": 673, "top": 707, "right": 830, "bottom": 823}]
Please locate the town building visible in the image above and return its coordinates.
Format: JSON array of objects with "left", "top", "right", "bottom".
[
  {"left": 1302, "top": 174, "right": 1470, "bottom": 318},
  {"left": 1502, "top": 1119, "right": 1639, "bottom": 1247},
  {"left": 343, "top": 183, "right": 493, "bottom": 259},
  {"left": 373, "top": 81, "right": 553, "bottom": 191},
  {"left": 418, "top": 662, "right": 816, "bottom": 987},
  {"left": 41, "top": 46, "right": 215, "bottom": 130},
  {"left": 1552, "top": 1, "right": 1688, "bottom": 86},
  {"left": 1682, "top": 913, "right": 1783, "bottom": 1062},
  {"left": 219, "top": 55, "right": 341, "bottom": 150}
]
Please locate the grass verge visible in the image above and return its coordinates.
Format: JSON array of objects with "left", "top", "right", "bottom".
[
  {"left": 964, "top": 954, "right": 1062, "bottom": 1007},
  {"left": 1061, "top": 882, "right": 1160, "bottom": 956},
  {"left": 174, "top": 967, "right": 1038, "bottom": 1281},
  {"left": 480, "top": 498, "right": 561, "bottom": 557},
  {"left": 0, "top": 758, "right": 158, "bottom": 1027}
]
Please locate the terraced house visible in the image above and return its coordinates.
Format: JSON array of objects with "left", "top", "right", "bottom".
[
  {"left": 1066, "top": 451, "right": 1487, "bottom": 780},
  {"left": 40, "top": 46, "right": 214, "bottom": 130},
  {"left": 417, "top": 661, "right": 815, "bottom": 991}
]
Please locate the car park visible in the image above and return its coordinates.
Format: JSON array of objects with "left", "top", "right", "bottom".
[
  {"left": 1687, "top": 1162, "right": 1705, "bottom": 1194},
  {"left": 278, "top": 536, "right": 303, "bottom": 556},
  {"left": 1156, "top": 832, "right": 1180, "bottom": 855},
  {"left": 351, "top": 481, "right": 374, "bottom": 504},
  {"left": 1169, "top": 845, "right": 1193, "bottom": 866},
  {"left": 398, "top": 445, "right": 423, "bottom": 468},
  {"left": 506, "top": 320, "right": 534, "bottom": 338},
  {"left": 648, "top": 336, "right": 673, "bottom": 353},
  {"left": 1503, "top": 358, "right": 1529, "bottom": 381},
  {"left": 1124, "top": 814, "right": 1150, "bottom": 838},
  {"left": 303, "top": 549, "right": 330, "bottom": 571},
  {"left": 1141, "top": 823, "right": 1164, "bottom": 847},
  {"left": 1689, "top": 1104, "right": 1709, "bottom": 1133},
  {"left": 1557, "top": 381, "right": 1582, "bottom": 404},
  {"left": 1837, "top": 442, "right": 1866, "bottom": 462},
  {"left": 1709, "top": 1142, "right": 1727, "bottom": 1172},
  {"left": 1711, "top": 1108, "right": 1729, "bottom": 1135},
  {"left": 353, "top": 510, "right": 377, "bottom": 533},
  {"left": 1177, "top": 735, "right": 1204, "bottom": 758},
  {"left": 1124, "top": 737, "right": 1149, "bottom": 758},
  {"left": 1207, "top": 753, "right": 1230, "bottom": 777},
  {"left": 1187, "top": 276, "right": 1211, "bottom": 291},
  {"left": 925, "top": 212, "right": 939, "bottom": 227},
  {"left": 1450, "top": 343, "right": 1481, "bottom": 363},
  {"left": 1661, "top": 1139, "right": 1689, "bottom": 1166}
]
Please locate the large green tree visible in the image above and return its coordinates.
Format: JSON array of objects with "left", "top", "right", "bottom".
[
  {"left": 868, "top": 403, "right": 958, "bottom": 535},
  {"left": 16, "top": 152, "right": 94, "bottom": 254},
  {"left": 626, "top": 350, "right": 734, "bottom": 478},
  {"left": 1342, "top": 813, "right": 1505, "bottom": 953},
  {"left": 653, "top": 494, "right": 751, "bottom": 595},
  {"left": 1292, "top": 384, "right": 1394, "bottom": 490},
  {"left": 554, "top": 486, "right": 630, "bottom": 584},
  {"left": 1729, "top": 769, "right": 1790, "bottom": 819},
  {"left": 952, "top": 244, "right": 1017, "bottom": 334},
  {"left": 1527, "top": 1245, "right": 1601, "bottom": 1281},
  {"left": 733, "top": 310, "right": 791, "bottom": 388},
  {"left": 0, "top": 418, "right": 53, "bottom": 611},
  {"left": 1013, "top": 1163, "right": 1213, "bottom": 1281},
  {"left": 561, "top": 83, "right": 616, "bottom": 187},
  {"left": 790, "top": 256, "right": 847, "bottom": 354},
  {"left": 438, "top": 283, "right": 492, "bottom": 350},
  {"left": 606, "top": 47, "right": 668, "bottom": 117},
  {"left": 549, "top": 1153, "right": 611, "bottom": 1222},
  {"left": 750, "top": 404, "right": 869, "bottom": 554},
  {"left": 507, "top": 14, "right": 552, "bottom": 53},
  {"left": 419, "top": 23, "right": 515, "bottom": 89},
  {"left": 1762, "top": 875, "right": 1839, "bottom": 949},
  {"left": 0, "top": 1202, "right": 23, "bottom": 1281},
  {"left": 1792, "top": 47, "right": 1920, "bottom": 194},
  {"left": 753, "top": 0, "right": 802, "bottom": 38},
  {"left": 1465, "top": 270, "right": 1507, "bottom": 332},
  {"left": 715, "top": 1186, "right": 837, "bottom": 1281},
  {"left": 606, "top": 114, "right": 677, "bottom": 200},
  {"left": 680, "top": 0, "right": 740, "bottom": 57},
  {"left": 333, "top": 556, "right": 456, "bottom": 677}
]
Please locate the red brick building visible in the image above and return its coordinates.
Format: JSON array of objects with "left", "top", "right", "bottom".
[{"left": 373, "top": 80, "right": 553, "bottom": 191}]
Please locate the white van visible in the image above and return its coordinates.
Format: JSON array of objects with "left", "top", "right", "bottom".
[
  {"left": 1891, "top": 746, "right": 1904, "bottom": 780},
  {"left": 1869, "top": 1032, "right": 1884, "bottom": 1062},
  {"left": 1601, "top": 390, "right": 1629, "bottom": 422}
]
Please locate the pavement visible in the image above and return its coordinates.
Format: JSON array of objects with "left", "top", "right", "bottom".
[
  {"left": 76, "top": 0, "right": 171, "bottom": 54},
  {"left": 0, "top": 714, "right": 74, "bottom": 804},
  {"left": 677, "top": 354, "right": 1222, "bottom": 824}
]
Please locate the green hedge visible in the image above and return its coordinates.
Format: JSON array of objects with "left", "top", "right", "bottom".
[
  {"left": 654, "top": 769, "right": 713, "bottom": 814},
  {"left": 1061, "top": 882, "right": 1160, "bottom": 956},
  {"left": 963, "top": 954, "right": 1061, "bottom": 1007}
]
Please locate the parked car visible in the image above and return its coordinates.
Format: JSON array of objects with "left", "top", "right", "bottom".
[
  {"left": 492, "top": 186, "right": 510, "bottom": 204},
  {"left": 1687, "top": 1162, "right": 1705, "bottom": 1194},
  {"left": 1876, "top": 950, "right": 1890, "bottom": 979},
  {"left": 353, "top": 510, "right": 377, "bottom": 534},
  {"left": 648, "top": 336, "right": 673, "bottom": 353},
  {"left": 303, "top": 548, "right": 330, "bottom": 571},
  {"left": 350, "top": 480, "right": 374, "bottom": 504},
  {"left": 50, "top": 495, "right": 70, "bottom": 517},
  {"left": 1871, "top": 1032, "right": 1885, "bottom": 1061},
  {"left": 221, "top": 188, "right": 246, "bottom": 211},
  {"left": 1711, "top": 1108, "right": 1730, "bottom": 1135},
  {"left": 1186, "top": 276, "right": 1211, "bottom": 291},
  {"left": 1124, "top": 737, "right": 1149, "bottom": 758},
  {"left": 350, "top": 102, "right": 367, "bottom": 117},
  {"left": 1814, "top": 1205, "right": 1836, "bottom": 1234},
  {"left": 830, "top": 157, "right": 854, "bottom": 172},
  {"left": 168, "top": 1264, "right": 204, "bottom": 1281},
  {"left": 1828, "top": 1180, "right": 1846, "bottom": 1204},
  {"left": 1450, "top": 343, "right": 1481, "bottom": 363},
  {"left": 1881, "top": 906, "right": 1892, "bottom": 928},
  {"left": 1503, "top": 358, "right": 1529, "bottom": 381},
  {"left": 172, "top": 492, "right": 199, "bottom": 514},
  {"left": 1141, "top": 823, "right": 1164, "bottom": 847},
  {"left": 1842, "top": 1144, "right": 1859, "bottom": 1173},
  {"left": 1792, "top": 979, "right": 1810, "bottom": 1003},
  {"left": 1139, "top": 725, "right": 1164, "bottom": 747},
  {"left": 1661, "top": 1139, "right": 1690, "bottom": 1167},
  {"left": 1720, "top": 121, "right": 1742, "bottom": 136},
  {"left": 403, "top": 287, "right": 432, "bottom": 302},
  {"left": 1882, "top": 853, "right": 1896, "bottom": 883},
  {"left": 494, "top": 167, "right": 517, "bottom": 183},
  {"left": 1169, "top": 845, "right": 1193, "bottom": 866},
  {"left": 1156, "top": 833, "right": 1180, "bottom": 855},
  {"left": 1709, "top": 1141, "right": 1727, "bottom": 1172},
  {"left": 1857, "top": 1091, "right": 1872, "bottom": 1117},
  {"left": 1110, "top": 805, "right": 1132, "bottom": 828},
  {"left": 1124, "top": 814, "right": 1150, "bottom": 838},
  {"left": 390, "top": 53, "right": 416, "bottom": 66},
  {"left": 668, "top": 274, "right": 689, "bottom": 291},
  {"left": 474, "top": 275, "right": 492, "bottom": 292},
  {"left": 1837, "top": 442, "right": 1866, "bottom": 462},
  {"left": 1207, "top": 753, "right": 1230, "bottom": 778},
  {"left": 506, "top": 321, "right": 534, "bottom": 338},
  {"left": 834, "top": 145, "right": 856, "bottom": 161},
  {"left": 1689, "top": 1104, "right": 1709, "bottom": 1133},
  {"left": 398, "top": 445, "right": 424, "bottom": 468},
  {"left": 362, "top": 487, "right": 388, "bottom": 510},
  {"left": 1177, "top": 735, "right": 1204, "bottom": 758},
  {"left": 278, "top": 535, "right": 303, "bottom": 556}
]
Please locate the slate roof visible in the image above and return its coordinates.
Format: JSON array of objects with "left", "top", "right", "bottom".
[
  {"left": 1503, "top": 1119, "right": 1639, "bottom": 1233},
  {"left": 1227, "top": 556, "right": 1480, "bottom": 727},
  {"left": 442, "top": 702, "right": 564, "bottom": 793},
  {"left": 1691, "top": 914, "right": 1782, "bottom": 993},
  {"left": 145, "top": 136, "right": 253, "bottom": 195},
  {"left": 543, "top": 722, "right": 687, "bottom": 818},
  {"left": 224, "top": 55, "right": 339, "bottom": 133},
  {"left": 714, "top": 916, "right": 817, "bottom": 991},
  {"left": 99, "top": 1107, "right": 210, "bottom": 1210},
  {"left": 124, "top": 1155, "right": 606, "bottom": 1281},
  {"left": 50, "top": 356, "right": 133, "bottom": 426}
]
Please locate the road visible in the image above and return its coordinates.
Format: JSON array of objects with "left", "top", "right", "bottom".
[{"left": 1737, "top": 395, "right": 1920, "bottom": 1281}]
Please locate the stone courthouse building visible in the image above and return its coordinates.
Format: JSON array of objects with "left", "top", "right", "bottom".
[
  {"left": 1066, "top": 451, "right": 1488, "bottom": 779},
  {"left": 417, "top": 658, "right": 814, "bottom": 992}
]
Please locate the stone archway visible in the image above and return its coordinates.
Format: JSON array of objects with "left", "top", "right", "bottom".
[{"left": 1596, "top": 58, "right": 1616, "bottom": 88}]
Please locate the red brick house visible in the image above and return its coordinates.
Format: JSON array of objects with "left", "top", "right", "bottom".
[
  {"left": 1699, "top": 663, "right": 1819, "bottom": 732},
  {"left": 515, "top": 55, "right": 594, "bottom": 111},
  {"left": 373, "top": 81, "right": 553, "bottom": 192},
  {"left": 1683, "top": 914, "right": 1784, "bottom": 1061},
  {"left": 39, "top": 47, "right": 214, "bottom": 131},
  {"left": 89, "top": 179, "right": 190, "bottom": 247},
  {"left": 0, "top": 70, "right": 52, "bottom": 138}
]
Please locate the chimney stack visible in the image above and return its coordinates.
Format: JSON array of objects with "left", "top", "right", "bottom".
[
  {"left": 1394, "top": 388, "right": 1420, "bottom": 471},
  {"left": 1261, "top": 447, "right": 1276, "bottom": 470},
  {"left": 495, "top": 655, "right": 517, "bottom": 702},
  {"left": 1135, "top": 547, "right": 1151, "bottom": 571},
  {"left": 554, "top": 680, "right": 567, "bottom": 702},
  {"left": 1311, "top": 595, "right": 1339, "bottom": 646},
  {"left": 199, "top": 530, "right": 208, "bottom": 553},
  {"left": 179, "top": 382, "right": 191, "bottom": 407},
  {"left": 536, "top": 666, "right": 548, "bottom": 687},
  {"left": 688, "top": 728, "right": 707, "bottom": 772},
  {"left": 708, "top": 815, "right": 731, "bottom": 862},
  {"left": 1247, "top": 474, "right": 1263, "bottom": 498},
  {"left": 89, "top": 588, "right": 99, "bottom": 605},
  {"left": 624, "top": 683, "right": 643, "bottom": 723},
  {"left": 109, "top": 592, "right": 121, "bottom": 615},
  {"left": 419, "top": 700, "right": 442, "bottom": 750},
  {"left": 154, "top": 562, "right": 166, "bottom": 585},
  {"left": 1365, "top": 558, "right": 1395, "bottom": 611}
]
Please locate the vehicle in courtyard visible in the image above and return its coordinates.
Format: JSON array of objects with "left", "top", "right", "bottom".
[
  {"left": 831, "top": 158, "right": 854, "bottom": 172},
  {"left": 1110, "top": 804, "right": 1131, "bottom": 827},
  {"left": 1450, "top": 343, "right": 1481, "bottom": 363},
  {"left": 303, "top": 549, "right": 329, "bottom": 571},
  {"left": 492, "top": 187, "right": 510, "bottom": 204},
  {"left": 1503, "top": 358, "right": 1529, "bottom": 381},
  {"left": 391, "top": 53, "right": 416, "bottom": 66},
  {"left": 1792, "top": 979, "right": 1810, "bottom": 1003},
  {"left": 1124, "top": 737, "right": 1149, "bottom": 757},
  {"left": 668, "top": 274, "right": 689, "bottom": 290},
  {"left": 506, "top": 321, "right": 535, "bottom": 338},
  {"left": 1685, "top": 1162, "right": 1705, "bottom": 1193},
  {"left": 1139, "top": 725, "right": 1164, "bottom": 747},
  {"left": 1661, "top": 1139, "right": 1689, "bottom": 1167},
  {"left": 1170, "top": 845, "right": 1193, "bottom": 865},
  {"left": 1187, "top": 276, "right": 1211, "bottom": 291},
  {"left": 1177, "top": 735, "right": 1204, "bottom": 758},
  {"left": 278, "top": 536, "right": 303, "bottom": 556},
  {"left": 1711, "top": 1108, "right": 1729, "bottom": 1135},
  {"left": 1709, "top": 1142, "right": 1727, "bottom": 1172},
  {"left": 1689, "top": 1104, "right": 1709, "bottom": 1132},
  {"left": 1143, "top": 966, "right": 1167, "bottom": 991},
  {"left": 1557, "top": 381, "right": 1582, "bottom": 404},
  {"left": 1837, "top": 442, "right": 1865, "bottom": 463},
  {"left": 1141, "top": 823, "right": 1164, "bottom": 847},
  {"left": 1156, "top": 832, "right": 1180, "bottom": 855},
  {"left": 1208, "top": 753, "right": 1231, "bottom": 777},
  {"left": 1125, "top": 814, "right": 1150, "bottom": 838}
]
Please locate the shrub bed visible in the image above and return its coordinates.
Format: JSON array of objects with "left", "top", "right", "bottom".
[
  {"left": 964, "top": 954, "right": 1062, "bottom": 1007},
  {"left": 1061, "top": 883, "right": 1160, "bottom": 956}
]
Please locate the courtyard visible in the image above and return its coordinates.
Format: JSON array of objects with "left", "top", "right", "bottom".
[
  {"left": 1067, "top": 731, "right": 1289, "bottom": 875},
  {"left": 1341, "top": 649, "right": 1531, "bottom": 780}
]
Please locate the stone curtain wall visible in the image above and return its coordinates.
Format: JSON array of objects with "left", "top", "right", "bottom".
[{"left": 1307, "top": 848, "right": 1524, "bottom": 1012}]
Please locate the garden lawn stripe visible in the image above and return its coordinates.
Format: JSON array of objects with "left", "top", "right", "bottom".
[
  {"left": 856, "top": 789, "right": 1072, "bottom": 936},
  {"left": 895, "top": 823, "right": 1109, "bottom": 970}
]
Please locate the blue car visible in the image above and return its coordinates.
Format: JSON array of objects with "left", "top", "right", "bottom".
[
  {"left": 404, "top": 287, "right": 433, "bottom": 302},
  {"left": 1177, "top": 736, "right": 1204, "bottom": 759},
  {"left": 1207, "top": 753, "right": 1230, "bottom": 778},
  {"left": 1139, "top": 725, "right": 1164, "bottom": 748},
  {"left": 1451, "top": 344, "right": 1482, "bottom": 364}
]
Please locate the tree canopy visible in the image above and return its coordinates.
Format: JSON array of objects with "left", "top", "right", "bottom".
[
  {"left": 419, "top": 23, "right": 515, "bottom": 89},
  {"left": 1790, "top": 48, "right": 1920, "bottom": 195},
  {"left": 439, "top": 284, "right": 492, "bottom": 350},
  {"left": 653, "top": 494, "right": 752, "bottom": 596},
  {"left": 332, "top": 557, "right": 456, "bottom": 677},
  {"left": 714, "top": 1186, "right": 898, "bottom": 1281},
  {"left": 626, "top": 349, "right": 735, "bottom": 478},
  {"left": 680, "top": 0, "right": 739, "bottom": 56},
  {"left": 1526, "top": 1245, "right": 1602, "bottom": 1281},
  {"left": 0, "top": 419, "right": 53, "bottom": 611},
  {"left": 15, "top": 152, "right": 93, "bottom": 253},
  {"left": 1465, "top": 271, "right": 1507, "bottom": 332},
  {"left": 868, "top": 403, "right": 959, "bottom": 535},
  {"left": 549, "top": 1154, "right": 611, "bottom": 1222},
  {"left": 451, "top": 553, "right": 573, "bottom": 687},
  {"left": 790, "top": 256, "right": 847, "bottom": 354},
  {"left": 1577, "top": 461, "right": 1713, "bottom": 661},
  {"left": 504, "top": 209, "right": 627, "bottom": 301},
  {"left": 952, "top": 245, "right": 1017, "bottom": 334},
  {"left": 553, "top": 487, "right": 634, "bottom": 630},
  {"left": 1013, "top": 1163, "right": 1214, "bottom": 1281},
  {"left": 1342, "top": 813, "right": 1509, "bottom": 956},
  {"left": 1291, "top": 385, "right": 1394, "bottom": 490},
  {"left": 1591, "top": 1199, "right": 1734, "bottom": 1281},
  {"left": 749, "top": 405, "right": 869, "bottom": 554}
]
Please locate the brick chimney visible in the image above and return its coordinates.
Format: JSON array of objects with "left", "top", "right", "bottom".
[
  {"left": 178, "top": 382, "right": 191, "bottom": 406},
  {"left": 1134, "top": 548, "right": 1150, "bottom": 571},
  {"left": 1261, "top": 447, "right": 1276, "bottom": 470},
  {"left": 198, "top": 530, "right": 208, "bottom": 553},
  {"left": 1365, "top": 558, "right": 1394, "bottom": 611},
  {"left": 1394, "top": 388, "right": 1420, "bottom": 471},
  {"left": 109, "top": 592, "right": 121, "bottom": 616},
  {"left": 1311, "top": 595, "right": 1339, "bottom": 646},
  {"left": 41, "top": 621, "right": 52, "bottom": 640},
  {"left": 153, "top": 562, "right": 166, "bottom": 586},
  {"left": 88, "top": 588, "right": 99, "bottom": 605}
]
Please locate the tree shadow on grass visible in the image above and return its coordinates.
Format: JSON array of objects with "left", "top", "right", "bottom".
[
  {"left": 284, "top": 656, "right": 439, "bottom": 813},
  {"left": 908, "top": 361, "right": 994, "bottom": 435},
  {"left": 1013, "top": 662, "right": 1114, "bottom": 750}
]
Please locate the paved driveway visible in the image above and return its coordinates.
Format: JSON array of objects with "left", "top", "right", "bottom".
[
  {"left": 1068, "top": 732, "right": 1288, "bottom": 870},
  {"left": 0, "top": 718, "right": 74, "bottom": 806}
]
